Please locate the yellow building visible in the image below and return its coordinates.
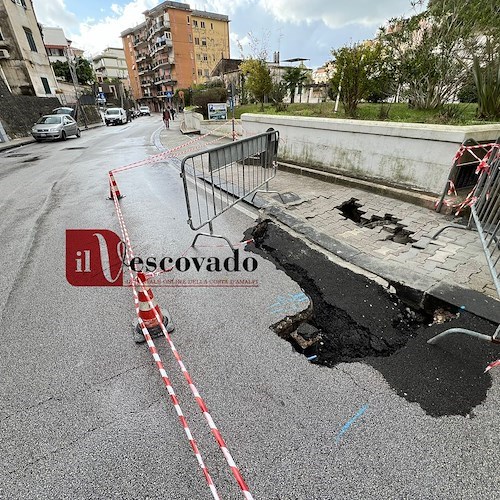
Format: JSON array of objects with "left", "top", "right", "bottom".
[{"left": 191, "top": 10, "right": 229, "bottom": 85}]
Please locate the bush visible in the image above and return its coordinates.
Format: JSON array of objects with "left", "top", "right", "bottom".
[
  {"left": 192, "top": 87, "right": 227, "bottom": 118},
  {"left": 457, "top": 81, "right": 477, "bottom": 103}
]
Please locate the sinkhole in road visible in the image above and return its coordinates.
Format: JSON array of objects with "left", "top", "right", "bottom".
[
  {"left": 336, "top": 198, "right": 416, "bottom": 245},
  {"left": 245, "top": 219, "right": 497, "bottom": 417}
]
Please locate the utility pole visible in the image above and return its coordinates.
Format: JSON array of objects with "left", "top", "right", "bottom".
[{"left": 65, "top": 47, "right": 88, "bottom": 129}]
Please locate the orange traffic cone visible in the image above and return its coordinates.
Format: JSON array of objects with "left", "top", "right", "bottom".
[
  {"left": 108, "top": 172, "right": 123, "bottom": 200},
  {"left": 133, "top": 272, "right": 174, "bottom": 343}
]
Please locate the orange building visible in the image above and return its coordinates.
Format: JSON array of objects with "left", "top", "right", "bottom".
[{"left": 121, "top": 1, "right": 229, "bottom": 111}]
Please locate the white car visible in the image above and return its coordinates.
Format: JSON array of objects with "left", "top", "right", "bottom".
[
  {"left": 139, "top": 106, "right": 151, "bottom": 116},
  {"left": 104, "top": 107, "right": 127, "bottom": 126}
]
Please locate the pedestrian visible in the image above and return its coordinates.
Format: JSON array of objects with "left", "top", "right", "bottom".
[
  {"left": 170, "top": 106, "right": 175, "bottom": 121},
  {"left": 163, "top": 108, "right": 170, "bottom": 129}
]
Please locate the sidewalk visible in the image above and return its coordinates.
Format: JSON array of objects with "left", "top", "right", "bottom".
[{"left": 160, "top": 122, "right": 499, "bottom": 323}]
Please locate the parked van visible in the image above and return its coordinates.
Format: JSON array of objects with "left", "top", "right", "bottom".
[{"left": 104, "top": 108, "right": 127, "bottom": 126}]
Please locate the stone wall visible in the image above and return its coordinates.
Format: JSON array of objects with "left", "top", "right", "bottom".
[
  {"left": 0, "top": 75, "right": 61, "bottom": 140},
  {"left": 0, "top": 77, "right": 102, "bottom": 140}
]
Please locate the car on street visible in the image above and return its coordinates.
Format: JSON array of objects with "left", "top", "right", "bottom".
[
  {"left": 104, "top": 107, "right": 128, "bottom": 126},
  {"left": 52, "top": 107, "right": 76, "bottom": 118},
  {"left": 139, "top": 106, "right": 151, "bottom": 116},
  {"left": 31, "top": 114, "right": 80, "bottom": 141}
]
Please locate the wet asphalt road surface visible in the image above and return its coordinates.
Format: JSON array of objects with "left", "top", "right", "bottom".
[{"left": 0, "top": 117, "right": 499, "bottom": 499}]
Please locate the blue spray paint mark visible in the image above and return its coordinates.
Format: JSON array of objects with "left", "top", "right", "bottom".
[
  {"left": 270, "top": 292, "right": 309, "bottom": 315},
  {"left": 335, "top": 405, "right": 368, "bottom": 444}
]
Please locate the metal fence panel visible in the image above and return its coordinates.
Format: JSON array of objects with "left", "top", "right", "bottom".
[{"left": 180, "top": 130, "right": 279, "bottom": 232}]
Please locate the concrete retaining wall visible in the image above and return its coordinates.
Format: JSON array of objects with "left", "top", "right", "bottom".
[
  {"left": 241, "top": 114, "right": 500, "bottom": 195},
  {"left": 181, "top": 110, "right": 242, "bottom": 138}
]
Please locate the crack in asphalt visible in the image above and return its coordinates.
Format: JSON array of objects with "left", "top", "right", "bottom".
[
  {"left": 4, "top": 398, "right": 163, "bottom": 477},
  {"left": 0, "top": 363, "right": 148, "bottom": 423}
]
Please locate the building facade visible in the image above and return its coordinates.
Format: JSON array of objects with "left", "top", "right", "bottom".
[
  {"left": 92, "top": 47, "right": 129, "bottom": 83},
  {"left": 121, "top": 0, "right": 229, "bottom": 110},
  {"left": 191, "top": 10, "right": 230, "bottom": 85},
  {"left": 0, "top": 0, "right": 58, "bottom": 96},
  {"left": 42, "top": 26, "right": 83, "bottom": 64}
]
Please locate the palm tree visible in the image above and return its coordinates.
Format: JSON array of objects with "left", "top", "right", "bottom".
[{"left": 282, "top": 67, "right": 308, "bottom": 103}]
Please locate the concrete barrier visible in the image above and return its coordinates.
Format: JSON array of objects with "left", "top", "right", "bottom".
[{"left": 241, "top": 114, "right": 500, "bottom": 195}]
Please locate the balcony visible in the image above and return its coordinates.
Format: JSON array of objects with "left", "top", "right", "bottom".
[
  {"left": 150, "top": 38, "right": 172, "bottom": 55},
  {"left": 133, "top": 36, "right": 147, "bottom": 47},
  {"left": 140, "top": 80, "right": 154, "bottom": 87},
  {"left": 138, "top": 65, "right": 153, "bottom": 75},
  {"left": 152, "top": 56, "right": 175, "bottom": 70}
]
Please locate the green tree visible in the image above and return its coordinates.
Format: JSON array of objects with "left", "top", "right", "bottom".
[
  {"left": 282, "top": 67, "right": 308, "bottom": 103},
  {"left": 239, "top": 58, "right": 272, "bottom": 110},
  {"left": 330, "top": 42, "right": 389, "bottom": 117},
  {"left": 269, "top": 81, "right": 288, "bottom": 111},
  {"left": 380, "top": 0, "right": 500, "bottom": 110},
  {"left": 51, "top": 57, "right": 95, "bottom": 85},
  {"left": 472, "top": 39, "right": 500, "bottom": 120},
  {"left": 52, "top": 60, "right": 71, "bottom": 81}
]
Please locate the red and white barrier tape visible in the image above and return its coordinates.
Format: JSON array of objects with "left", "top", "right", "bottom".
[
  {"left": 485, "top": 359, "right": 500, "bottom": 373},
  {"left": 111, "top": 120, "right": 236, "bottom": 175},
  {"left": 109, "top": 182, "right": 254, "bottom": 499},
  {"left": 109, "top": 183, "right": 220, "bottom": 499}
]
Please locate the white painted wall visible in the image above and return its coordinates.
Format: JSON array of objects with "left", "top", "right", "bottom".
[{"left": 241, "top": 114, "right": 500, "bottom": 194}]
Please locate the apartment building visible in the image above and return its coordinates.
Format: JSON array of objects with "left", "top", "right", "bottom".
[
  {"left": 121, "top": 0, "right": 229, "bottom": 110},
  {"left": 42, "top": 26, "right": 83, "bottom": 64},
  {"left": 191, "top": 10, "right": 230, "bottom": 84},
  {"left": 92, "top": 47, "right": 129, "bottom": 83},
  {"left": 0, "top": 0, "right": 58, "bottom": 96}
]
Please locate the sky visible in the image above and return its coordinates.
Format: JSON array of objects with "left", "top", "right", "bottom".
[{"left": 32, "top": 0, "right": 423, "bottom": 69}]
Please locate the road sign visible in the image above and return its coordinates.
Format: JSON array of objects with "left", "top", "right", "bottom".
[{"left": 207, "top": 102, "right": 227, "bottom": 121}]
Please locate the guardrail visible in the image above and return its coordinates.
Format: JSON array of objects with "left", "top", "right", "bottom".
[
  {"left": 428, "top": 137, "right": 500, "bottom": 346},
  {"left": 180, "top": 129, "right": 280, "bottom": 249}
]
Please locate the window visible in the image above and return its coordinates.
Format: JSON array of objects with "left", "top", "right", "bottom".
[
  {"left": 40, "top": 77, "right": 51, "bottom": 94},
  {"left": 24, "top": 28, "right": 37, "bottom": 52},
  {"left": 203, "top": 53, "right": 208, "bottom": 61},
  {"left": 200, "top": 21, "right": 205, "bottom": 28},
  {"left": 197, "top": 69, "right": 202, "bottom": 76},
  {"left": 188, "top": 34, "right": 192, "bottom": 42},
  {"left": 187, "top": 15, "right": 190, "bottom": 24},
  {"left": 193, "top": 20, "right": 198, "bottom": 27},
  {"left": 210, "top": 23, "right": 213, "bottom": 30},
  {"left": 196, "top": 54, "right": 201, "bottom": 61},
  {"left": 13, "top": 0, "right": 27, "bottom": 8},
  {"left": 194, "top": 37, "right": 199, "bottom": 45},
  {"left": 0, "top": 29, "right": 4, "bottom": 41},
  {"left": 204, "top": 69, "right": 209, "bottom": 77},
  {"left": 201, "top": 37, "right": 206, "bottom": 46}
]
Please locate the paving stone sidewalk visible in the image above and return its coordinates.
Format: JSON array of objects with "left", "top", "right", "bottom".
[{"left": 158, "top": 122, "right": 499, "bottom": 321}]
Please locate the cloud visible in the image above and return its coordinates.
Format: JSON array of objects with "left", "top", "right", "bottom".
[
  {"left": 190, "top": 0, "right": 252, "bottom": 16},
  {"left": 258, "top": 0, "right": 413, "bottom": 29},
  {"left": 32, "top": 0, "right": 79, "bottom": 30},
  {"left": 33, "top": 0, "right": 160, "bottom": 56}
]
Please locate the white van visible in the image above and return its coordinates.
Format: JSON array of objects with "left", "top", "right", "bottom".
[{"left": 104, "top": 108, "right": 127, "bottom": 126}]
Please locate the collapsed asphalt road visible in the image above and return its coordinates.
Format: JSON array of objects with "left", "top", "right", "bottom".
[{"left": 245, "top": 220, "right": 498, "bottom": 418}]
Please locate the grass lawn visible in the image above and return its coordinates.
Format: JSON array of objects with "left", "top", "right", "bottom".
[{"left": 233, "top": 102, "right": 493, "bottom": 126}]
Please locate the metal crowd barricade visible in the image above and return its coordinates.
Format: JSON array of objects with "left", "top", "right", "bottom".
[
  {"left": 428, "top": 137, "right": 500, "bottom": 346},
  {"left": 180, "top": 129, "right": 280, "bottom": 249}
]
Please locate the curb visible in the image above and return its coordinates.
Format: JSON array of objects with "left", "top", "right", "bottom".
[
  {"left": 260, "top": 203, "right": 500, "bottom": 324},
  {"left": 277, "top": 161, "right": 441, "bottom": 212}
]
